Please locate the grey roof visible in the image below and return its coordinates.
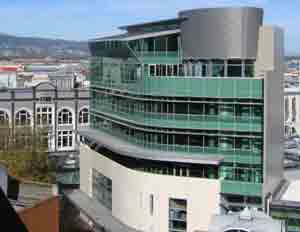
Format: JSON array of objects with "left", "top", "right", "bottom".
[
  {"left": 266, "top": 180, "right": 300, "bottom": 211},
  {"left": 10, "top": 182, "right": 53, "bottom": 211},
  {"left": 271, "top": 200, "right": 300, "bottom": 210},
  {"left": 118, "top": 17, "right": 185, "bottom": 30},
  {"left": 17, "top": 182, "right": 53, "bottom": 204},
  {"left": 79, "top": 128, "right": 224, "bottom": 165},
  {"left": 89, "top": 33, "right": 128, "bottom": 42},
  {"left": 209, "top": 209, "right": 284, "bottom": 232},
  {"left": 65, "top": 190, "right": 140, "bottom": 232},
  {"left": 284, "top": 87, "right": 300, "bottom": 94},
  {"left": 91, "top": 29, "right": 180, "bottom": 42},
  {"left": 123, "top": 29, "right": 180, "bottom": 41}
]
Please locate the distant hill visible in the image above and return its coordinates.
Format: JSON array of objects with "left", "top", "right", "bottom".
[{"left": 0, "top": 33, "right": 90, "bottom": 59}]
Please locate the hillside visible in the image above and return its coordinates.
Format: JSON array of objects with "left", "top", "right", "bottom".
[{"left": 0, "top": 33, "right": 89, "bottom": 58}]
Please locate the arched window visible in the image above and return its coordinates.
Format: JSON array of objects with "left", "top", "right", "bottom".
[
  {"left": 15, "top": 110, "right": 31, "bottom": 126},
  {"left": 0, "top": 111, "right": 9, "bottom": 125},
  {"left": 58, "top": 109, "right": 73, "bottom": 125},
  {"left": 79, "top": 108, "right": 89, "bottom": 124}
]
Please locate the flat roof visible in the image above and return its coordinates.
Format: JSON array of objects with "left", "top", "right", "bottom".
[
  {"left": 281, "top": 180, "right": 300, "bottom": 202},
  {"left": 124, "top": 29, "right": 180, "bottom": 41},
  {"left": 118, "top": 17, "right": 184, "bottom": 30},
  {"left": 89, "top": 33, "right": 128, "bottom": 42},
  {"left": 65, "top": 190, "right": 140, "bottom": 232},
  {"left": 91, "top": 29, "right": 180, "bottom": 42},
  {"left": 284, "top": 87, "right": 300, "bottom": 94},
  {"left": 79, "top": 128, "right": 224, "bottom": 165},
  {"left": 209, "top": 210, "right": 283, "bottom": 232},
  {"left": 271, "top": 200, "right": 300, "bottom": 210}
]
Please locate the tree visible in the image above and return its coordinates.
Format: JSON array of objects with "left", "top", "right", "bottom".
[{"left": 0, "top": 124, "right": 54, "bottom": 183}]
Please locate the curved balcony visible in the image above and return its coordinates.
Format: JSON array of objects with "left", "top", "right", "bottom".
[
  {"left": 80, "top": 127, "right": 224, "bottom": 166},
  {"left": 91, "top": 76, "right": 263, "bottom": 99},
  {"left": 91, "top": 105, "right": 263, "bottom": 132},
  {"left": 89, "top": 123, "right": 262, "bottom": 165}
]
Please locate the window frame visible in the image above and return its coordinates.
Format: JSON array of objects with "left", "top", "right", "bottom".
[
  {"left": 79, "top": 108, "right": 89, "bottom": 124},
  {"left": 15, "top": 110, "right": 31, "bottom": 126},
  {"left": 0, "top": 110, "right": 9, "bottom": 126},
  {"left": 36, "top": 106, "right": 53, "bottom": 126},
  {"left": 57, "top": 130, "right": 73, "bottom": 149},
  {"left": 58, "top": 108, "right": 73, "bottom": 125}
]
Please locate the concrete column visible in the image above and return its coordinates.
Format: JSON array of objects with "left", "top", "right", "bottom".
[{"left": 224, "top": 60, "right": 228, "bottom": 77}]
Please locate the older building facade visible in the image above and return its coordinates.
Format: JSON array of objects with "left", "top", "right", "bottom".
[{"left": 0, "top": 82, "right": 89, "bottom": 156}]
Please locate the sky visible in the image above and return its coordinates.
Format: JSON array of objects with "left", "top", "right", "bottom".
[{"left": 0, "top": 0, "right": 298, "bottom": 54}]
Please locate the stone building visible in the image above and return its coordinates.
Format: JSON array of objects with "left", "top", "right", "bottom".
[{"left": 0, "top": 81, "right": 89, "bottom": 156}]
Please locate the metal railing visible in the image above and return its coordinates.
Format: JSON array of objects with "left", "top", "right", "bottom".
[
  {"left": 90, "top": 77, "right": 263, "bottom": 98},
  {"left": 221, "top": 180, "right": 262, "bottom": 196},
  {"left": 91, "top": 122, "right": 262, "bottom": 165},
  {"left": 91, "top": 104, "right": 262, "bottom": 132}
]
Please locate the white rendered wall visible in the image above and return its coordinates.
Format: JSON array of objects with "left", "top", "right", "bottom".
[{"left": 80, "top": 144, "right": 221, "bottom": 232}]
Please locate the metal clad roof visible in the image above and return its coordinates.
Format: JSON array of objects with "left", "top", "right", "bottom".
[
  {"left": 118, "top": 17, "right": 184, "bottom": 30},
  {"left": 89, "top": 33, "right": 128, "bottom": 42},
  {"left": 209, "top": 210, "right": 283, "bottom": 232},
  {"left": 123, "top": 29, "right": 180, "bottom": 41},
  {"left": 281, "top": 180, "right": 300, "bottom": 202},
  {"left": 91, "top": 29, "right": 180, "bottom": 42},
  {"left": 79, "top": 128, "right": 224, "bottom": 165},
  {"left": 66, "top": 190, "right": 140, "bottom": 232}
]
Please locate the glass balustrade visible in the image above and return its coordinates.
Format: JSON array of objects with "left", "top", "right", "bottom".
[
  {"left": 91, "top": 104, "right": 262, "bottom": 132},
  {"left": 91, "top": 119, "right": 262, "bottom": 165}
]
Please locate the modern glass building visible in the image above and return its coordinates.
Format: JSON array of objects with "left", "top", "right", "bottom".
[{"left": 76, "top": 7, "right": 284, "bottom": 232}]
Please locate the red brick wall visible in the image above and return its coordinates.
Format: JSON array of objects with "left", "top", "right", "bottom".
[{"left": 19, "top": 197, "right": 59, "bottom": 232}]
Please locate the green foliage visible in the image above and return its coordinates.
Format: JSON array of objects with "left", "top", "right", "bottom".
[{"left": 0, "top": 126, "right": 55, "bottom": 183}]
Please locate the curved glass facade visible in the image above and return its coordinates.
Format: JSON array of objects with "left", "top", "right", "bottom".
[{"left": 89, "top": 34, "right": 264, "bottom": 197}]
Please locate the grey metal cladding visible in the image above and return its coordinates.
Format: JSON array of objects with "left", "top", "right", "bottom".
[{"left": 179, "top": 7, "right": 263, "bottom": 59}]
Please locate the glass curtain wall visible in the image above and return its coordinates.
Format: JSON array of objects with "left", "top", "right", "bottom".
[
  {"left": 91, "top": 90, "right": 263, "bottom": 132},
  {"left": 91, "top": 114, "right": 263, "bottom": 183},
  {"left": 128, "top": 34, "right": 179, "bottom": 56}
]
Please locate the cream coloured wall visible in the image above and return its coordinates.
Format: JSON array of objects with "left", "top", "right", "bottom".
[
  {"left": 255, "top": 26, "right": 284, "bottom": 76},
  {"left": 80, "top": 144, "right": 221, "bottom": 232}
]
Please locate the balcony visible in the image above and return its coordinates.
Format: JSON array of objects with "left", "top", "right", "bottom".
[
  {"left": 136, "top": 51, "right": 180, "bottom": 64},
  {"left": 221, "top": 180, "right": 262, "bottom": 197},
  {"left": 91, "top": 77, "right": 263, "bottom": 99},
  {"left": 80, "top": 127, "right": 224, "bottom": 165},
  {"left": 92, "top": 105, "right": 263, "bottom": 132},
  {"left": 90, "top": 122, "right": 262, "bottom": 165}
]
